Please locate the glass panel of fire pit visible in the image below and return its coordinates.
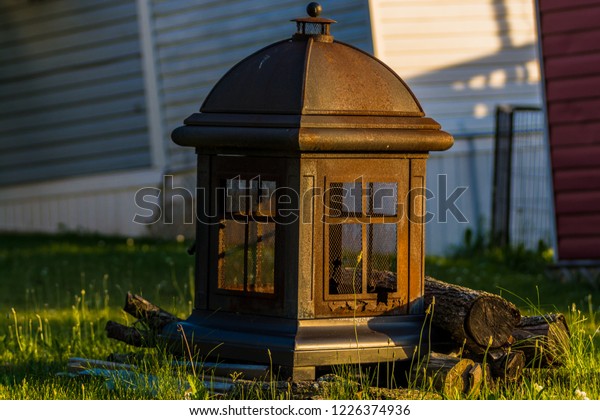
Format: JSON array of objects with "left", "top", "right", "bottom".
[
  {"left": 219, "top": 178, "right": 276, "bottom": 294},
  {"left": 328, "top": 182, "right": 362, "bottom": 217},
  {"left": 325, "top": 179, "right": 401, "bottom": 299},
  {"left": 367, "top": 182, "right": 397, "bottom": 216},
  {"left": 247, "top": 221, "right": 257, "bottom": 289},
  {"left": 225, "top": 178, "right": 247, "bottom": 214},
  {"left": 247, "top": 222, "right": 275, "bottom": 293},
  {"left": 257, "top": 180, "right": 277, "bottom": 217},
  {"left": 367, "top": 223, "right": 397, "bottom": 293},
  {"left": 328, "top": 223, "right": 363, "bottom": 294},
  {"left": 219, "top": 220, "right": 245, "bottom": 291}
]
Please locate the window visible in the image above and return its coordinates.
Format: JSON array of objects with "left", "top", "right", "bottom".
[
  {"left": 326, "top": 181, "right": 399, "bottom": 298},
  {"left": 218, "top": 177, "right": 276, "bottom": 294}
]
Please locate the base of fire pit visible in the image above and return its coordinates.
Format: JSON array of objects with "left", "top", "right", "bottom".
[{"left": 160, "top": 310, "right": 428, "bottom": 381}]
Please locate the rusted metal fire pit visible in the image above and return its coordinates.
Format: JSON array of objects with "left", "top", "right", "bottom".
[{"left": 164, "top": 3, "right": 453, "bottom": 380}]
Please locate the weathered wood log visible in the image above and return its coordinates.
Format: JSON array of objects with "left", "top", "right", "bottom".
[
  {"left": 123, "top": 292, "right": 181, "bottom": 331},
  {"left": 512, "top": 313, "right": 570, "bottom": 367},
  {"left": 68, "top": 357, "right": 136, "bottom": 373},
  {"left": 105, "top": 320, "right": 153, "bottom": 347},
  {"left": 466, "top": 362, "right": 490, "bottom": 396},
  {"left": 424, "top": 276, "right": 521, "bottom": 354},
  {"left": 412, "top": 353, "right": 484, "bottom": 396},
  {"left": 487, "top": 349, "right": 525, "bottom": 381}
]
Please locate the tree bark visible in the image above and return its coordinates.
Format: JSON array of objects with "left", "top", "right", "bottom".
[
  {"left": 512, "top": 313, "right": 570, "bottom": 367},
  {"left": 123, "top": 292, "right": 181, "bottom": 331},
  {"left": 412, "top": 353, "right": 484, "bottom": 396},
  {"left": 424, "top": 276, "right": 521, "bottom": 354}
]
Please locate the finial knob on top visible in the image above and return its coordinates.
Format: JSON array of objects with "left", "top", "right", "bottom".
[
  {"left": 307, "top": 2, "right": 322, "bottom": 18},
  {"left": 291, "top": 2, "right": 335, "bottom": 42}
]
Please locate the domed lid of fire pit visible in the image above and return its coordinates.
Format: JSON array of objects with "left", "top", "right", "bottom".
[{"left": 173, "top": 3, "right": 453, "bottom": 153}]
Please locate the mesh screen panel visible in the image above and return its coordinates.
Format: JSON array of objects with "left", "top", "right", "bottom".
[
  {"left": 306, "top": 22, "right": 324, "bottom": 35},
  {"left": 328, "top": 223, "right": 362, "bottom": 294},
  {"left": 367, "top": 224, "right": 397, "bottom": 292},
  {"left": 326, "top": 180, "right": 400, "bottom": 298}
]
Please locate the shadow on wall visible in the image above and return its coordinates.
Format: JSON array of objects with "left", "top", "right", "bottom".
[{"left": 404, "top": 0, "right": 543, "bottom": 255}]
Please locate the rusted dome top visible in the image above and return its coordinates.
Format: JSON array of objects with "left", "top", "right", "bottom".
[
  {"left": 200, "top": 38, "right": 423, "bottom": 117},
  {"left": 173, "top": 4, "right": 453, "bottom": 153}
]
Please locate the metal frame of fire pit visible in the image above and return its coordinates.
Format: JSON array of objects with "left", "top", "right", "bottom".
[{"left": 164, "top": 3, "right": 453, "bottom": 380}]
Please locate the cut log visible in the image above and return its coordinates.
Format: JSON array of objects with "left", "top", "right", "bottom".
[
  {"left": 107, "top": 294, "right": 181, "bottom": 348},
  {"left": 487, "top": 349, "right": 525, "bottom": 381},
  {"left": 512, "top": 313, "right": 570, "bottom": 367},
  {"left": 412, "top": 353, "right": 484, "bottom": 396},
  {"left": 466, "top": 363, "right": 489, "bottom": 397},
  {"left": 424, "top": 276, "right": 521, "bottom": 354},
  {"left": 105, "top": 320, "right": 153, "bottom": 347},
  {"left": 123, "top": 292, "right": 181, "bottom": 331}
]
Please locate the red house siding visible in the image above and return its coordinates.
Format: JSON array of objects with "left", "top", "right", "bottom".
[{"left": 538, "top": 0, "right": 600, "bottom": 260}]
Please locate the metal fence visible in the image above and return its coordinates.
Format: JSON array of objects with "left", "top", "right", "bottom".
[{"left": 491, "top": 105, "right": 554, "bottom": 250}]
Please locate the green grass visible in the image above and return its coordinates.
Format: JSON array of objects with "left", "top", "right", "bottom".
[
  {"left": 0, "top": 232, "right": 599, "bottom": 399},
  {"left": 426, "top": 230, "right": 600, "bottom": 318},
  {"left": 0, "top": 233, "right": 195, "bottom": 311},
  {"left": 0, "top": 233, "right": 199, "bottom": 399}
]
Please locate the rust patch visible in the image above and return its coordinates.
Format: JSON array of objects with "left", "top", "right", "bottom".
[{"left": 327, "top": 298, "right": 405, "bottom": 315}]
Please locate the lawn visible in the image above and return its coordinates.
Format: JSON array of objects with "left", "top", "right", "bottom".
[{"left": 0, "top": 233, "right": 599, "bottom": 399}]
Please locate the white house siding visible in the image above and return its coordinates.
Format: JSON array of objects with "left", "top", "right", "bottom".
[
  {"left": 151, "top": 0, "right": 374, "bottom": 172},
  {"left": 0, "top": 0, "right": 548, "bottom": 254},
  {"left": 369, "top": 0, "right": 543, "bottom": 254},
  {"left": 0, "top": 0, "right": 153, "bottom": 184},
  {"left": 0, "top": 0, "right": 374, "bottom": 238},
  {"left": 0, "top": 0, "right": 157, "bottom": 235},
  {"left": 0, "top": 168, "right": 161, "bottom": 237}
]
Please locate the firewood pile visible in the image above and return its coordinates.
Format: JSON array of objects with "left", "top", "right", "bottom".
[
  {"left": 105, "top": 278, "right": 571, "bottom": 397},
  {"left": 416, "top": 276, "right": 571, "bottom": 396}
]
